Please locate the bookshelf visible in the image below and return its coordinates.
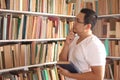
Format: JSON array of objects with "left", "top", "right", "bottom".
[
  {"left": 0, "top": 10, "right": 73, "bottom": 79},
  {"left": 90, "top": 0, "right": 120, "bottom": 80},
  {"left": 0, "top": 0, "right": 76, "bottom": 79},
  {"left": 75, "top": 0, "right": 120, "bottom": 80},
  {"left": 0, "top": 0, "right": 120, "bottom": 80}
]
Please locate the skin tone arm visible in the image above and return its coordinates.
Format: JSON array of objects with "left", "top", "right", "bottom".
[
  {"left": 58, "top": 66, "right": 105, "bottom": 80},
  {"left": 59, "top": 30, "right": 75, "bottom": 61}
]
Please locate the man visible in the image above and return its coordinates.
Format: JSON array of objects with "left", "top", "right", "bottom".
[{"left": 58, "top": 8, "right": 106, "bottom": 80}]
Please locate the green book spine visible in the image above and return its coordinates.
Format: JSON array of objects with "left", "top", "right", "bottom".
[
  {"left": 44, "top": 69, "right": 49, "bottom": 80},
  {"left": 104, "top": 39, "right": 109, "bottom": 56}
]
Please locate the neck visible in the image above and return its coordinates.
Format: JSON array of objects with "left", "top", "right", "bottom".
[
  {"left": 77, "top": 30, "right": 92, "bottom": 44},
  {"left": 79, "top": 30, "right": 92, "bottom": 38}
]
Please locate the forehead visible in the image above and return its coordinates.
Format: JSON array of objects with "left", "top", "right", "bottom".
[{"left": 76, "top": 13, "right": 85, "bottom": 20}]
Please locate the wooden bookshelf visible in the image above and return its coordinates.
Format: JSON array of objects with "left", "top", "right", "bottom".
[
  {"left": 0, "top": 0, "right": 120, "bottom": 80},
  {"left": 0, "top": 1, "right": 75, "bottom": 79},
  {"left": 75, "top": 0, "right": 120, "bottom": 80}
]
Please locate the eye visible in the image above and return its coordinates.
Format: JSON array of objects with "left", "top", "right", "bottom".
[{"left": 75, "top": 18, "right": 84, "bottom": 24}]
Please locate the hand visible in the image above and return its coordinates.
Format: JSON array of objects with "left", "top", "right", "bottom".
[
  {"left": 57, "top": 66, "right": 71, "bottom": 77},
  {"left": 65, "top": 30, "right": 75, "bottom": 45}
]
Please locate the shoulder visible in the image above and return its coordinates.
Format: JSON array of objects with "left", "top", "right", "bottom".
[
  {"left": 85, "top": 35, "right": 106, "bottom": 57},
  {"left": 86, "top": 35, "right": 104, "bottom": 48}
]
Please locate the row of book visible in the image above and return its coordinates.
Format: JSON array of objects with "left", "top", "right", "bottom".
[
  {"left": 0, "top": 41, "right": 64, "bottom": 69},
  {"left": 75, "top": 0, "right": 120, "bottom": 15},
  {"left": 97, "top": 0, "right": 120, "bottom": 15},
  {"left": 4, "top": 0, "right": 119, "bottom": 16},
  {"left": 104, "top": 40, "right": 120, "bottom": 57},
  {"left": 0, "top": 14, "right": 74, "bottom": 40},
  {"left": 0, "top": 67, "right": 60, "bottom": 80},
  {"left": 0, "top": 0, "right": 75, "bottom": 15},
  {"left": 95, "top": 18, "right": 120, "bottom": 57},
  {"left": 93, "top": 19, "right": 120, "bottom": 38},
  {"left": 1, "top": 0, "right": 109, "bottom": 16},
  {"left": 105, "top": 59, "right": 120, "bottom": 80}
]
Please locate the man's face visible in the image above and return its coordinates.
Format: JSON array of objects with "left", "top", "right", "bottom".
[{"left": 73, "top": 13, "right": 86, "bottom": 34}]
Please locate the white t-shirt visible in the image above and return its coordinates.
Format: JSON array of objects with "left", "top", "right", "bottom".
[{"left": 65, "top": 35, "right": 106, "bottom": 80}]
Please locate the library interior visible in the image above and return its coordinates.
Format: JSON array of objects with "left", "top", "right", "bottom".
[{"left": 0, "top": 0, "right": 120, "bottom": 80}]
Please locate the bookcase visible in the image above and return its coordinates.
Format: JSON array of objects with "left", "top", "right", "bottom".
[
  {"left": 91, "top": 0, "right": 120, "bottom": 80},
  {"left": 0, "top": 0, "right": 76, "bottom": 79},
  {"left": 0, "top": 0, "right": 120, "bottom": 80}
]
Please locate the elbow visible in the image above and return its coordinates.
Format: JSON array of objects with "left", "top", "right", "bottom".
[
  {"left": 95, "top": 77, "right": 102, "bottom": 80},
  {"left": 59, "top": 55, "right": 68, "bottom": 61},
  {"left": 94, "top": 74, "right": 104, "bottom": 80},
  {"left": 96, "top": 77, "right": 103, "bottom": 80}
]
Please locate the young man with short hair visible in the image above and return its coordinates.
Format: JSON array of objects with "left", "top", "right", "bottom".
[{"left": 58, "top": 8, "right": 106, "bottom": 80}]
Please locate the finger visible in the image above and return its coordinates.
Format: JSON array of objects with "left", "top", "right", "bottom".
[
  {"left": 57, "top": 66, "right": 63, "bottom": 70},
  {"left": 57, "top": 66, "right": 64, "bottom": 74},
  {"left": 70, "top": 28, "right": 73, "bottom": 32},
  {"left": 67, "top": 29, "right": 74, "bottom": 37}
]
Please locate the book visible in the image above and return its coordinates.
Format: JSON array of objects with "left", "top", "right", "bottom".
[
  {"left": 3, "top": 45, "right": 13, "bottom": 68},
  {"left": 57, "top": 62, "right": 78, "bottom": 73}
]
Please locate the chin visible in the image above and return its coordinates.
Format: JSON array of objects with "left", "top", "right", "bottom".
[
  {"left": 73, "top": 31, "right": 77, "bottom": 34},
  {"left": 73, "top": 29, "right": 76, "bottom": 33}
]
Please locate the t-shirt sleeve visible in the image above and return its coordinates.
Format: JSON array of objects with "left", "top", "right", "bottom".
[{"left": 86, "top": 41, "right": 106, "bottom": 66}]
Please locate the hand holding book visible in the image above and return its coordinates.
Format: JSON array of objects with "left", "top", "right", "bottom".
[{"left": 57, "top": 62, "right": 78, "bottom": 73}]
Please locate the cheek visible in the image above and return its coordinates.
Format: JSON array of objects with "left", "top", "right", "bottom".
[
  {"left": 73, "top": 24, "right": 83, "bottom": 32},
  {"left": 76, "top": 27, "right": 84, "bottom": 33},
  {"left": 73, "top": 25, "right": 78, "bottom": 32}
]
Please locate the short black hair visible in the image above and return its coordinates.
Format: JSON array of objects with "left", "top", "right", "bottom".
[{"left": 80, "top": 8, "right": 98, "bottom": 29}]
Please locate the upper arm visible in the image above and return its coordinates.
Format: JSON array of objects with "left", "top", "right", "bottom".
[
  {"left": 86, "top": 40, "right": 106, "bottom": 66},
  {"left": 67, "top": 65, "right": 105, "bottom": 80},
  {"left": 90, "top": 66, "right": 105, "bottom": 80}
]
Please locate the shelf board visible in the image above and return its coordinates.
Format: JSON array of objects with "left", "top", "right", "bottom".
[
  {"left": 0, "top": 38, "right": 66, "bottom": 43},
  {"left": 1, "top": 37, "right": 120, "bottom": 44},
  {"left": 98, "top": 14, "right": 120, "bottom": 18},
  {"left": 106, "top": 56, "right": 120, "bottom": 60},
  {"left": 99, "top": 38, "right": 120, "bottom": 40},
  {"left": 1, "top": 9, "right": 120, "bottom": 19},
  {"left": 0, "top": 9, "right": 75, "bottom": 18},
  {"left": 0, "top": 61, "right": 57, "bottom": 73}
]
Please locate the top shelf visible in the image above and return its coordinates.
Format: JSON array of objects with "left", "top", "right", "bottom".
[
  {"left": 1, "top": 9, "right": 120, "bottom": 19},
  {"left": 0, "top": 9, "right": 75, "bottom": 18},
  {"left": 98, "top": 14, "right": 120, "bottom": 18}
]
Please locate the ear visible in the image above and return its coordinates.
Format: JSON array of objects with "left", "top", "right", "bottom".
[{"left": 85, "top": 24, "right": 91, "bottom": 30}]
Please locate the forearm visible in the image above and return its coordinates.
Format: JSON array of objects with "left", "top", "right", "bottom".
[
  {"left": 59, "top": 30, "right": 75, "bottom": 61},
  {"left": 62, "top": 66, "right": 105, "bottom": 80},
  {"left": 59, "top": 43, "right": 69, "bottom": 61},
  {"left": 67, "top": 71, "right": 103, "bottom": 80}
]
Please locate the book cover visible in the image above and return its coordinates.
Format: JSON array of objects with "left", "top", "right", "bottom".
[{"left": 57, "top": 62, "right": 78, "bottom": 73}]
